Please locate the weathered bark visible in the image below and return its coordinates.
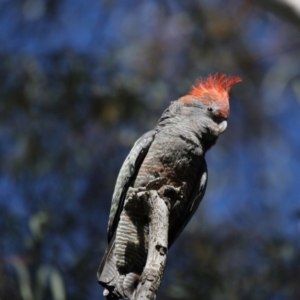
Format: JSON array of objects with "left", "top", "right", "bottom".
[{"left": 132, "top": 190, "right": 169, "bottom": 300}]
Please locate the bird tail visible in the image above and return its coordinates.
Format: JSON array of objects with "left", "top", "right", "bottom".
[
  {"left": 97, "top": 238, "right": 140, "bottom": 300},
  {"left": 97, "top": 238, "right": 120, "bottom": 299}
]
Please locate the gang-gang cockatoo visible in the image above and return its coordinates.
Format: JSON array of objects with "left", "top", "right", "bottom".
[{"left": 97, "top": 73, "right": 241, "bottom": 299}]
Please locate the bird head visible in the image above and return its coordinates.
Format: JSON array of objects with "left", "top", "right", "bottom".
[{"left": 179, "top": 73, "right": 241, "bottom": 134}]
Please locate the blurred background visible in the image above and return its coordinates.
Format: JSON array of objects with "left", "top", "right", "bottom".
[{"left": 1, "top": 0, "right": 300, "bottom": 299}]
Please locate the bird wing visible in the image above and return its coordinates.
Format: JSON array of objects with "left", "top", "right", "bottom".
[
  {"left": 168, "top": 159, "right": 208, "bottom": 246},
  {"left": 107, "top": 130, "right": 156, "bottom": 242}
]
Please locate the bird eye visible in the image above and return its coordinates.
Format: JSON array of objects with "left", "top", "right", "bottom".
[{"left": 207, "top": 107, "right": 213, "bottom": 112}]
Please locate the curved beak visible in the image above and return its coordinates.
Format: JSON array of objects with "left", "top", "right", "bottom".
[{"left": 218, "top": 120, "right": 227, "bottom": 134}]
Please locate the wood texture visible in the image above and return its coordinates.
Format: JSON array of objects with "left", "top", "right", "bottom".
[{"left": 132, "top": 190, "right": 169, "bottom": 300}]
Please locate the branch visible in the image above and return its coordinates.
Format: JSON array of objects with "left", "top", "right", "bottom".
[
  {"left": 251, "top": 0, "right": 300, "bottom": 30},
  {"left": 132, "top": 190, "right": 169, "bottom": 300}
]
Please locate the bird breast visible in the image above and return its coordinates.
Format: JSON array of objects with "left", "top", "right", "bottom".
[{"left": 133, "top": 131, "right": 204, "bottom": 200}]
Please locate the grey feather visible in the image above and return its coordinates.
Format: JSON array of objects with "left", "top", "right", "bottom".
[
  {"left": 107, "top": 130, "right": 157, "bottom": 242},
  {"left": 168, "top": 160, "right": 208, "bottom": 246}
]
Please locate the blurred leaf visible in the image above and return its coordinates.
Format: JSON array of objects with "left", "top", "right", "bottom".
[
  {"left": 11, "top": 259, "right": 33, "bottom": 300},
  {"left": 49, "top": 268, "right": 66, "bottom": 300},
  {"left": 29, "top": 211, "right": 50, "bottom": 242},
  {"left": 34, "top": 265, "right": 50, "bottom": 300},
  {"left": 34, "top": 266, "right": 65, "bottom": 300}
]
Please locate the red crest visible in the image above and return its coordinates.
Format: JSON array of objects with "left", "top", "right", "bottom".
[{"left": 180, "top": 73, "right": 241, "bottom": 117}]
